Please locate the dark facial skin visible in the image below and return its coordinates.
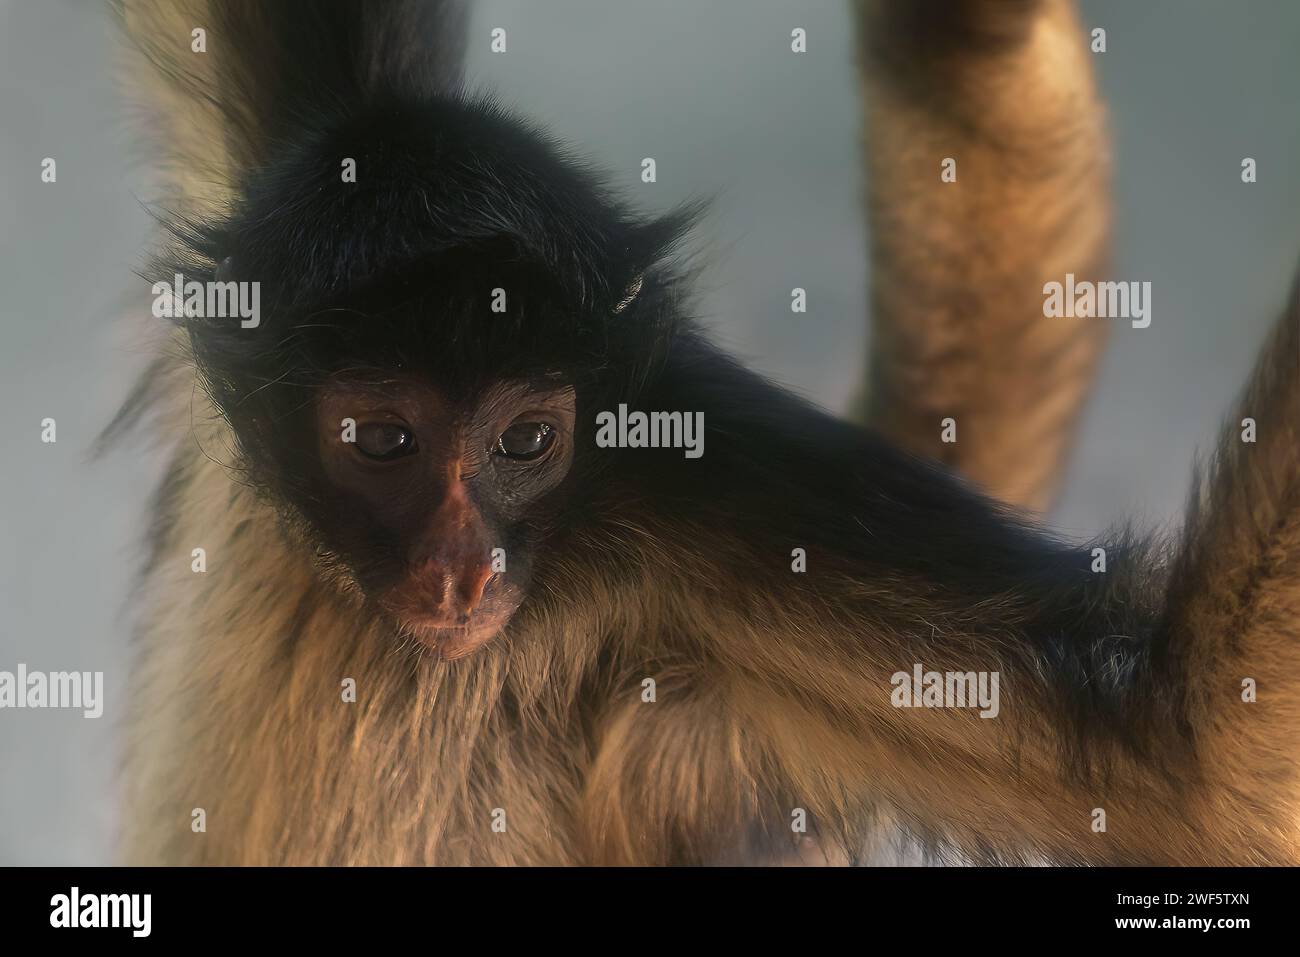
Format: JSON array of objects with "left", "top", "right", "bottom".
[{"left": 316, "top": 377, "right": 576, "bottom": 659}]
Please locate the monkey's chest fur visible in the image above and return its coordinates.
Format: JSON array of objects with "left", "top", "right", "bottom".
[{"left": 121, "top": 408, "right": 812, "bottom": 866}]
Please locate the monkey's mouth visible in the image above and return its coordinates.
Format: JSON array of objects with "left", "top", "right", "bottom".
[
  {"left": 380, "top": 574, "right": 524, "bottom": 661},
  {"left": 392, "top": 607, "right": 516, "bottom": 660}
]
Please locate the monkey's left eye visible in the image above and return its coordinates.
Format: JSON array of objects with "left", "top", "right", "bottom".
[
  {"left": 493, "top": 422, "right": 555, "bottom": 461},
  {"left": 355, "top": 422, "right": 417, "bottom": 461}
]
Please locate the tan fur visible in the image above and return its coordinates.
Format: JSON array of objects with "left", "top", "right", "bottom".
[
  {"left": 113, "top": 0, "right": 239, "bottom": 216},
  {"left": 852, "top": 0, "right": 1111, "bottom": 514}
]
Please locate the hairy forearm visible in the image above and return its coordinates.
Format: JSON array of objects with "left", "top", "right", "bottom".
[
  {"left": 734, "top": 274, "right": 1300, "bottom": 862},
  {"left": 709, "top": 572, "right": 1287, "bottom": 864}
]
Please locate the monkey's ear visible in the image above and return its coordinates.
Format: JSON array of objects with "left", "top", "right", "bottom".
[{"left": 613, "top": 274, "right": 643, "bottom": 314}]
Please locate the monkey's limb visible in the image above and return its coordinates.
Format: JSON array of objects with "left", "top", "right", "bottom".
[
  {"left": 582, "top": 284, "right": 1300, "bottom": 865},
  {"left": 852, "top": 0, "right": 1111, "bottom": 513},
  {"left": 814, "top": 282, "right": 1298, "bottom": 863},
  {"left": 1155, "top": 274, "right": 1300, "bottom": 858}
]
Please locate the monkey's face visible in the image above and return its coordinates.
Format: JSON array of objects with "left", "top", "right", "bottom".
[
  {"left": 167, "top": 99, "right": 696, "bottom": 656},
  {"left": 313, "top": 375, "right": 576, "bottom": 659}
]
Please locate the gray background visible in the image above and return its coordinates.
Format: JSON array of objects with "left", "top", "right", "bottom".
[{"left": 1, "top": 0, "right": 1297, "bottom": 864}]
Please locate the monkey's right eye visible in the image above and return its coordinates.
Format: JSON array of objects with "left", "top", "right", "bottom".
[{"left": 354, "top": 422, "right": 418, "bottom": 461}]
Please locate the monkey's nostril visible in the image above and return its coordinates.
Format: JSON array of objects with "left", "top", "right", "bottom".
[{"left": 460, "top": 564, "right": 494, "bottom": 614}]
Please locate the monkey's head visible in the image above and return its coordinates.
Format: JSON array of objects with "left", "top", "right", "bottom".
[{"left": 161, "top": 97, "right": 696, "bottom": 658}]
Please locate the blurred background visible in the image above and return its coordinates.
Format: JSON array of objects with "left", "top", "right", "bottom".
[{"left": 1, "top": 0, "right": 1297, "bottom": 863}]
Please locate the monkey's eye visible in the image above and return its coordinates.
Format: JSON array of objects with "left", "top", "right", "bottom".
[
  {"left": 355, "top": 422, "right": 417, "bottom": 461},
  {"left": 493, "top": 422, "right": 555, "bottom": 461}
]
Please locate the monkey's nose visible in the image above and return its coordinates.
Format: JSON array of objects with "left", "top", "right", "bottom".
[{"left": 414, "top": 558, "right": 494, "bottom": 620}]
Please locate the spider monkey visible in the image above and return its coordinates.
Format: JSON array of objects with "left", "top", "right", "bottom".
[{"left": 110, "top": 0, "right": 1300, "bottom": 866}]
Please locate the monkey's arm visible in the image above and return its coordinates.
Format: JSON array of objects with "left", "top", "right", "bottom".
[
  {"left": 768, "top": 281, "right": 1300, "bottom": 863},
  {"left": 586, "top": 286, "right": 1300, "bottom": 865},
  {"left": 852, "top": 0, "right": 1110, "bottom": 513}
]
